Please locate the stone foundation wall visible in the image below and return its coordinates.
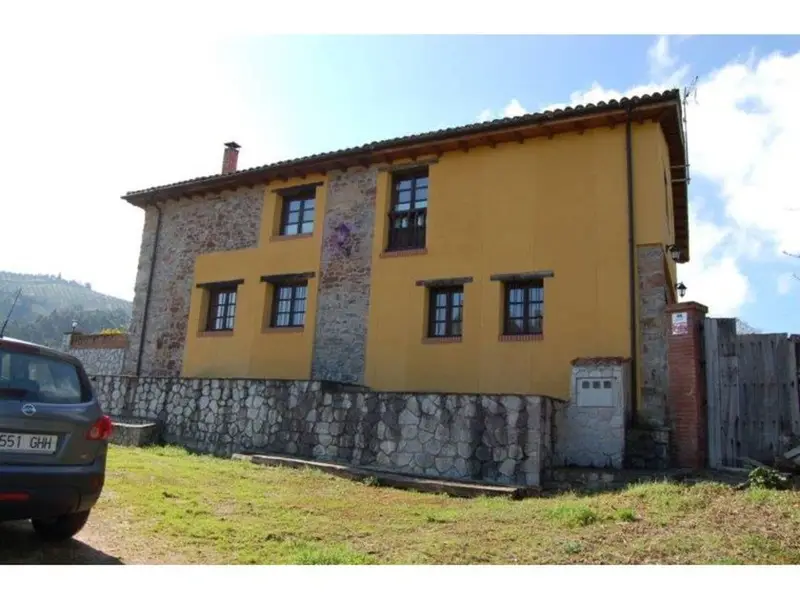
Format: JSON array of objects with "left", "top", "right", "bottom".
[
  {"left": 625, "top": 427, "right": 670, "bottom": 469},
  {"left": 311, "top": 168, "right": 378, "bottom": 384},
  {"left": 124, "top": 188, "right": 264, "bottom": 377},
  {"left": 91, "top": 375, "right": 561, "bottom": 487}
]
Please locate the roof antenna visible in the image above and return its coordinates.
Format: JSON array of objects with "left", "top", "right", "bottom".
[
  {"left": 677, "top": 75, "right": 699, "bottom": 187},
  {"left": 0, "top": 288, "right": 22, "bottom": 338}
]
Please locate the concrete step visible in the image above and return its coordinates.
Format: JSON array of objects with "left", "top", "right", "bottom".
[{"left": 231, "top": 453, "right": 535, "bottom": 499}]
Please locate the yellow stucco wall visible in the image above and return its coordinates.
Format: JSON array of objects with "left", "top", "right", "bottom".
[
  {"left": 181, "top": 177, "right": 327, "bottom": 380},
  {"left": 180, "top": 122, "right": 678, "bottom": 400},
  {"left": 365, "top": 122, "right": 676, "bottom": 398}
]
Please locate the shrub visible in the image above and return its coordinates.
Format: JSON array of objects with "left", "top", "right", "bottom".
[{"left": 748, "top": 466, "right": 790, "bottom": 490}]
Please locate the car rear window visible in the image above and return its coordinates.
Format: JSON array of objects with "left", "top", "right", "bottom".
[{"left": 0, "top": 347, "right": 88, "bottom": 404}]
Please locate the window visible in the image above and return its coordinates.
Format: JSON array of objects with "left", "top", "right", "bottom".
[
  {"left": 0, "top": 342, "right": 89, "bottom": 405},
  {"left": 387, "top": 169, "right": 428, "bottom": 251},
  {"left": 503, "top": 280, "right": 544, "bottom": 335},
  {"left": 428, "top": 286, "right": 463, "bottom": 338},
  {"left": 280, "top": 189, "right": 315, "bottom": 236},
  {"left": 206, "top": 287, "right": 237, "bottom": 331},
  {"left": 270, "top": 283, "right": 308, "bottom": 328}
]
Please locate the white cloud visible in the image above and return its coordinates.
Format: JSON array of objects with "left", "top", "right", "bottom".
[
  {"left": 648, "top": 36, "right": 677, "bottom": 79},
  {"left": 503, "top": 99, "right": 528, "bottom": 118},
  {"left": 530, "top": 37, "right": 800, "bottom": 318},
  {"left": 678, "top": 201, "right": 751, "bottom": 317},
  {"left": 0, "top": 31, "right": 287, "bottom": 301},
  {"left": 686, "top": 51, "right": 800, "bottom": 259},
  {"left": 477, "top": 98, "right": 528, "bottom": 122},
  {"left": 777, "top": 272, "right": 795, "bottom": 295}
]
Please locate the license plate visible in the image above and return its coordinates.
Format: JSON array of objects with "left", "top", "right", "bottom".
[{"left": 0, "top": 432, "right": 58, "bottom": 454}]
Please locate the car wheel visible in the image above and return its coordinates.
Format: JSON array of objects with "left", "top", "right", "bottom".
[{"left": 31, "top": 510, "right": 91, "bottom": 542}]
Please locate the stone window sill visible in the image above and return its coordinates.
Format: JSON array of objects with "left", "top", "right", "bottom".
[
  {"left": 198, "top": 330, "right": 234, "bottom": 338},
  {"left": 270, "top": 233, "right": 313, "bottom": 242},
  {"left": 422, "top": 336, "right": 462, "bottom": 344},
  {"left": 499, "top": 333, "right": 543, "bottom": 342},
  {"left": 380, "top": 248, "right": 428, "bottom": 259},
  {"left": 262, "top": 326, "right": 305, "bottom": 334}
]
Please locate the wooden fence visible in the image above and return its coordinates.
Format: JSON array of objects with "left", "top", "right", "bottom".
[{"left": 704, "top": 318, "right": 800, "bottom": 467}]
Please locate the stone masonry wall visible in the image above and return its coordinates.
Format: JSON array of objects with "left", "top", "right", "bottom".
[
  {"left": 637, "top": 244, "right": 669, "bottom": 427},
  {"left": 61, "top": 333, "right": 126, "bottom": 376},
  {"left": 310, "top": 168, "right": 378, "bottom": 385},
  {"left": 553, "top": 358, "right": 630, "bottom": 469},
  {"left": 91, "top": 375, "right": 560, "bottom": 487},
  {"left": 69, "top": 348, "right": 126, "bottom": 376},
  {"left": 124, "top": 188, "right": 264, "bottom": 377}
]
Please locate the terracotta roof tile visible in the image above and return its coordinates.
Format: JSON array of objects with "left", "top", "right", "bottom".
[{"left": 123, "top": 89, "right": 683, "bottom": 201}]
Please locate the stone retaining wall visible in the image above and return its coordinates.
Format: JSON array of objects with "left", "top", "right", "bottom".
[
  {"left": 62, "top": 333, "right": 127, "bottom": 376},
  {"left": 90, "top": 375, "right": 562, "bottom": 487}
]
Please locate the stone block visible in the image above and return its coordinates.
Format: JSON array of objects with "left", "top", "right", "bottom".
[{"left": 110, "top": 418, "right": 161, "bottom": 448}]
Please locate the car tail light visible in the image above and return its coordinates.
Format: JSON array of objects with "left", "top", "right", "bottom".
[
  {"left": 0, "top": 492, "right": 29, "bottom": 501},
  {"left": 86, "top": 415, "right": 113, "bottom": 441}
]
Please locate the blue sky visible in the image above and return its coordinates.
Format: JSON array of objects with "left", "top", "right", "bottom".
[{"left": 2, "top": 34, "right": 799, "bottom": 334}]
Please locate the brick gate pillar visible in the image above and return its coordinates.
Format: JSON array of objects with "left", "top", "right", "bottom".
[{"left": 665, "top": 301, "right": 709, "bottom": 469}]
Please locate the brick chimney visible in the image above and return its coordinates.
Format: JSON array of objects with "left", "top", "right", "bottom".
[{"left": 221, "top": 141, "right": 241, "bottom": 174}]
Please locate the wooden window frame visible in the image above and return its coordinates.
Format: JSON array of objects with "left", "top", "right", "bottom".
[
  {"left": 387, "top": 168, "right": 428, "bottom": 252},
  {"left": 503, "top": 279, "right": 544, "bottom": 336},
  {"left": 205, "top": 286, "right": 238, "bottom": 332},
  {"left": 269, "top": 281, "right": 309, "bottom": 328},
  {"left": 427, "top": 285, "right": 464, "bottom": 339},
  {"left": 279, "top": 189, "right": 316, "bottom": 236}
]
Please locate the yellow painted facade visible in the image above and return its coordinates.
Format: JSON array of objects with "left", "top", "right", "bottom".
[
  {"left": 183, "top": 177, "right": 327, "bottom": 380},
  {"left": 181, "top": 122, "right": 679, "bottom": 402}
]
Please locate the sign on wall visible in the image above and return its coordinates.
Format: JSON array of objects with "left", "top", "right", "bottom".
[{"left": 671, "top": 311, "right": 689, "bottom": 335}]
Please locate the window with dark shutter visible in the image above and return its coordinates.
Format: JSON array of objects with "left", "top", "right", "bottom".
[
  {"left": 427, "top": 286, "right": 464, "bottom": 338},
  {"left": 270, "top": 283, "right": 308, "bottom": 328},
  {"left": 206, "top": 287, "right": 238, "bottom": 331},
  {"left": 503, "top": 280, "right": 544, "bottom": 335},
  {"left": 279, "top": 190, "right": 315, "bottom": 236},
  {"left": 387, "top": 169, "right": 428, "bottom": 251}
]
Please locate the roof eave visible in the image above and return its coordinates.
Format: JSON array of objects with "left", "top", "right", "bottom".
[{"left": 122, "top": 91, "right": 683, "bottom": 207}]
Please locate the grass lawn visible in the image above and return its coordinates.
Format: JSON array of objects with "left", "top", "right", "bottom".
[{"left": 86, "top": 445, "right": 800, "bottom": 564}]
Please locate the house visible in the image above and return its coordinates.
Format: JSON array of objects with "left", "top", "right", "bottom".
[{"left": 121, "top": 90, "right": 689, "bottom": 427}]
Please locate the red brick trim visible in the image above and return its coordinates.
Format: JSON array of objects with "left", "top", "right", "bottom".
[
  {"left": 197, "top": 330, "right": 234, "bottom": 338},
  {"left": 422, "top": 336, "right": 462, "bottom": 344},
  {"left": 571, "top": 356, "right": 631, "bottom": 366},
  {"left": 269, "top": 233, "right": 314, "bottom": 242},
  {"left": 262, "top": 326, "right": 305, "bottom": 334},
  {"left": 380, "top": 248, "right": 428, "bottom": 259},
  {"left": 70, "top": 333, "right": 129, "bottom": 350},
  {"left": 667, "top": 304, "right": 708, "bottom": 469},
  {"left": 499, "top": 334, "right": 543, "bottom": 342},
  {"left": 665, "top": 301, "right": 708, "bottom": 314}
]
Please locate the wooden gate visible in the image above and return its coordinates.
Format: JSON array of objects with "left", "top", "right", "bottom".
[{"left": 704, "top": 318, "right": 800, "bottom": 468}]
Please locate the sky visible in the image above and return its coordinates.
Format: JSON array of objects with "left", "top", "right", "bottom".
[{"left": 1, "top": 27, "right": 799, "bottom": 334}]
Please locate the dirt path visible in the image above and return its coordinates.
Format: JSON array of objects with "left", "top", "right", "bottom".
[
  {"left": 0, "top": 519, "right": 122, "bottom": 564},
  {"left": 0, "top": 516, "right": 188, "bottom": 565}
]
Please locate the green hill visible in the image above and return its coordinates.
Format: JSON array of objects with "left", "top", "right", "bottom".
[{"left": 0, "top": 271, "right": 133, "bottom": 349}]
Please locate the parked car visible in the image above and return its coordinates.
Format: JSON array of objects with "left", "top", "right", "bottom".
[{"left": 0, "top": 335, "right": 111, "bottom": 541}]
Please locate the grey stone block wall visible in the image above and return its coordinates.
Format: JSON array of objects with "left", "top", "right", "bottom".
[
  {"left": 637, "top": 244, "right": 669, "bottom": 427},
  {"left": 124, "top": 188, "right": 265, "bottom": 377},
  {"left": 625, "top": 426, "right": 670, "bottom": 469},
  {"left": 311, "top": 168, "right": 378, "bottom": 385},
  {"left": 69, "top": 348, "right": 126, "bottom": 376},
  {"left": 91, "top": 375, "right": 560, "bottom": 487},
  {"left": 61, "top": 332, "right": 126, "bottom": 376},
  {"left": 553, "top": 359, "right": 630, "bottom": 469}
]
